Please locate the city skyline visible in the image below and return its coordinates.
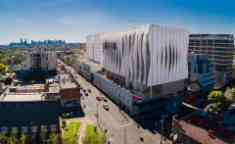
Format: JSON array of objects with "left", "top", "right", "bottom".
[{"left": 1, "top": 0, "right": 235, "bottom": 44}]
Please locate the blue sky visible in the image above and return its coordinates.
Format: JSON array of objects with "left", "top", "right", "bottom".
[{"left": 0, "top": 0, "right": 235, "bottom": 44}]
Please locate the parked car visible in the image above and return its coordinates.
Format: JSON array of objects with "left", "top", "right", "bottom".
[
  {"left": 103, "top": 99, "right": 108, "bottom": 103},
  {"left": 96, "top": 96, "right": 104, "bottom": 101},
  {"left": 103, "top": 104, "right": 109, "bottom": 111}
]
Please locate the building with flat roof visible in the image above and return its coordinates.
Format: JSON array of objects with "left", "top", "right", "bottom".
[
  {"left": 26, "top": 46, "right": 57, "bottom": 71},
  {"left": 0, "top": 84, "right": 61, "bottom": 134},
  {"left": 189, "top": 34, "right": 234, "bottom": 88},
  {"left": 16, "top": 46, "right": 57, "bottom": 81},
  {"left": 58, "top": 71, "right": 81, "bottom": 111},
  {"left": 87, "top": 24, "right": 189, "bottom": 96},
  {"left": 0, "top": 101, "right": 61, "bottom": 134},
  {"left": 172, "top": 104, "right": 235, "bottom": 144}
]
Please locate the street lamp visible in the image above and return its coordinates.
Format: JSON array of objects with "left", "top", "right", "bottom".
[
  {"left": 160, "top": 115, "right": 166, "bottom": 144},
  {"left": 96, "top": 97, "right": 101, "bottom": 128}
]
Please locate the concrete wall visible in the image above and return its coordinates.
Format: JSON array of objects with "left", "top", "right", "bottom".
[{"left": 92, "top": 73, "right": 136, "bottom": 114}]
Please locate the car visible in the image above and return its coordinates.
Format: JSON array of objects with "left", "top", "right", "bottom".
[
  {"left": 96, "top": 97, "right": 102, "bottom": 101},
  {"left": 88, "top": 89, "right": 92, "bottom": 93},
  {"left": 103, "top": 104, "right": 109, "bottom": 111},
  {"left": 103, "top": 99, "right": 108, "bottom": 102}
]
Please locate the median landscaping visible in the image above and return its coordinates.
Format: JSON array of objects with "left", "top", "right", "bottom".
[
  {"left": 82, "top": 124, "right": 106, "bottom": 144},
  {"left": 62, "top": 121, "right": 80, "bottom": 144}
]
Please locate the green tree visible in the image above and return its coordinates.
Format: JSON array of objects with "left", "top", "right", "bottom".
[
  {"left": 208, "top": 90, "right": 231, "bottom": 113},
  {"left": 20, "top": 134, "right": 28, "bottom": 144},
  {"left": 83, "top": 125, "right": 106, "bottom": 144},
  {"left": 46, "top": 132, "right": 58, "bottom": 144},
  {"left": 62, "top": 120, "right": 66, "bottom": 129},
  {"left": 208, "top": 90, "right": 224, "bottom": 103},
  {"left": 9, "top": 135, "right": 17, "bottom": 144},
  {"left": 0, "top": 134, "right": 9, "bottom": 143},
  {"left": 225, "top": 87, "right": 235, "bottom": 103},
  {"left": 63, "top": 56, "right": 75, "bottom": 66},
  {"left": 0, "top": 63, "right": 7, "bottom": 74}
]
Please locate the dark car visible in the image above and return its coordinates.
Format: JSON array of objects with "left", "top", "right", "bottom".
[
  {"left": 88, "top": 89, "right": 92, "bottom": 93},
  {"left": 96, "top": 96, "right": 104, "bottom": 101},
  {"left": 103, "top": 99, "right": 108, "bottom": 102},
  {"left": 103, "top": 104, "right": 109, "bottom": 111}
]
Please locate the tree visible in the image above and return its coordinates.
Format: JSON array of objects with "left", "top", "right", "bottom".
[
  {"left": 0, "top": 63, "right": 7, "bottom": 74},
  {"left": 207, "top": 90, "right": 231, "bottom": 113},
  {"left": 62, "top": 120, "right": 66, "bottom": 129},
  {"left": 225, "top": 87, "right": 235, "bottom": 103},
  {"left": 47, "top": 132, "right": 58, "bottom": 144},
  {"left": 231, "top": 88, "right": 235, "bottom": 98},
  {"left": 63, "top": 56, "right": 75, "bottom": 66},
  {"left": 208, "top": 90, "right": 224, "bottom": 103},
  {"left": 20, "top": 134, "right": 28, "bottom": 144},
  {"left": 0, "top": 134, "right": 9, "bottom": 143}
]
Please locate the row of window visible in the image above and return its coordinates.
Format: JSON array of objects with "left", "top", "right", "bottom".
[
  {"left": 0, "top": 124, "right": 58, "bottom": 133},
  {"left": 190, "top": 43, "right": 234, "bottom": 47},
  {"left": 189, "top": 46, "right": 234, "bottom": 51}
]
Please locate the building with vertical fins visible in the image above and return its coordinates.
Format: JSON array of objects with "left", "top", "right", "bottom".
[{"left": 87, "top": 24, "right": 189, "bottom": 96}]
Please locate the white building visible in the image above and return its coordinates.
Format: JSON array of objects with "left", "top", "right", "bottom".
[
  {"left": 86, "top": 34, "right": 104, "bottom": 64},
  {"left": 26, "top": 46, "right": 57, "bottom": 71},
  {"left": 87, "top": 24, "right": 189, "bottom": 95}
]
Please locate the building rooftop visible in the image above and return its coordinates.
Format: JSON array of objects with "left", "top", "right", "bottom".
[
  {"left": 59, "top": 73, "right": 77, "bottom": 89},
  {"left": 48, "top": 83, "right": 60, "bottom": 93},
  {"left": 174, "top": 104, "right": 235, "bottom": 144},
  {"left": 190, "top": 34, "right": 234, "bottom": 40},
  {"left": 60, "top": 82, "right": 77, "bottom": 89},
  {"left": 0, "top": 83, "right": 61, "bottom": 102},
  {"left": 1, "top": 92, "right": 44, "bottom": 102}
]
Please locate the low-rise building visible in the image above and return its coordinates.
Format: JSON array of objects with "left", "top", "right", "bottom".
[
  {"left": 172, "top": 104, "right": 235, "bottom": 144},
  {"left": 0, "top": 85, "right": 61, "bottom": 134},
  {"left": 58, "top": 73, "right": 81, "bottom": 111}
]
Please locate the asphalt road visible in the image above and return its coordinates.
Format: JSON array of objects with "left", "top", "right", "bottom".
[{"left": 59, "top": 60, "right": 170, "bottom": 144}]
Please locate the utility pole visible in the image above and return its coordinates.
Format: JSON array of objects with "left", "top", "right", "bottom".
[
  {"left": 160, "top": 115, "right": 166, "bottom": 144},
  {"left": 96, "top": 101, "right": 99, "bottom": 127}
]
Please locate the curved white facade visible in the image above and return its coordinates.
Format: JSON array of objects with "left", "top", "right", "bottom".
[{"left": 87, "top": 24, "right": 189, "bottom": 87}]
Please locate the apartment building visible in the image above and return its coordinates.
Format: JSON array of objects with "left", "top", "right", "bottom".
[
  {"left": 26, "top": 46, "right": 57, "bottom": 71},
  {"left": 189, "top": 34, "right": 234, "bottom": 87}
]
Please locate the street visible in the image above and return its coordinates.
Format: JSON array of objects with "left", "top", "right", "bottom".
[{"left": 60, "top": 60, "right": 170, "bottom": 144}]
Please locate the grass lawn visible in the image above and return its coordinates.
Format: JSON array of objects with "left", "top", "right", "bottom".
[
  {"left": 62, "top": 122, "right": 80, "bottom": 144},
  {"left": 83, "top": 124, "right": 106, "bottom": 144}
]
